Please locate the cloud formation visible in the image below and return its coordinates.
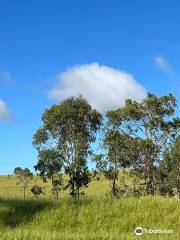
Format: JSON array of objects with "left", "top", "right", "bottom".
[
  {"left": 0, "top": 99, "right": 12, "bottom": 121},
  {"left": 48, "top": 63, "right": 147, "bottom": 113},
  {"left": 154, "top": 56, "right": 173, "bottom": 74}
]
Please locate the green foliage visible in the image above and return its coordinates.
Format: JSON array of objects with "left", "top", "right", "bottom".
[
  {"left": 31, "top": 93, "right": 179, "bottom": 199},
  {"left": 34, "top": 149, "right": 63, "bottom": 181},
  {"left": 105, "top": 93, "right": 180, "bottom": 195},
  {"left": 31, "top": 185, "right": 44, "bottom": 197},
  {"left": 158, "top": 137, "right": 180, "bottom": 198},
  {"left": 51, "top": 173, "right": 63, "bottom": 199},
  {"left": 33, "top": 96, "right": 102, "bottom": 199},
  {"left": 94, "top": 103, "right": 141, "bottom": 196},
  {"left": 14, "top": 167, "right": 33, "bottom": 199},
  {"left": 34, "top": 148, "right": 63, "bottom": 199}
]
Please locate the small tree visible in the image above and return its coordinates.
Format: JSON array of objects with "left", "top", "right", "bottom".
[
  {"left": 34, "top": 148, "right": 63, "bottom": 199},
  {"left": 51, "top": 173, "right": 63, "bottom": 199},
  {"left": 94, "top": 104, "right": 142, "bottom": 197},
  {"left": 14, "top": 167, "right": 33, "bottom": 199},
  {"left": 64, "top": 165, "right": 93, "bottom": 200},
  {"left": 31, "top": 185, "right": 43, "bottom": 197},
  {"left": 94, "top": 131, "right": 138, "bottom": 197}
]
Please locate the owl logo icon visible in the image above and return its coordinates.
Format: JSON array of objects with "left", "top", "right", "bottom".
[{"left": 135, "top": 227, "right": 143, "bottom": 235}]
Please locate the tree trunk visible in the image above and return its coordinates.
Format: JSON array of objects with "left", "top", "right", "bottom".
[
  {"left": 145, "top": 156, "right": 155, "bottom": 196},
  {"left": 56, "top": 190, "right": 59, "bottom": 199},
  {"left": 77, "top": 187, "right": 80, "bottom": 200},
  {"left": 112, "top": 176, "right": 116, "bottom": 196},
  {"left": 146, "top": 174, "right": 154, "bottom": 196},
  {"left": 112, "top": 142, "right": 118, "bottom": 197},
  {"left": 23, "top": 186, "right": 26, "bottom": 200},
  {"left": 71, "top": 180, "right": 75, "bottom": 198}
]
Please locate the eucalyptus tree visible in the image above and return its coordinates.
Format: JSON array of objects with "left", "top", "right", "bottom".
[
  {"left": 33, "top": 96, "right": 102, "bottom": 199},
  {"left": 105, "top": 93, "right": 180, "bottom": 195},
  {"left": 34, "top": 148, "right": 63, "bottom": 199},
  {"left": 94, "top": 112, "right": 139, "bottom": 197},
  {"left": 14, "top": 167, "right": 33, "bottom": 199},
  {"left": 158, "top": 136, "right": 180, "bottom": 197}
]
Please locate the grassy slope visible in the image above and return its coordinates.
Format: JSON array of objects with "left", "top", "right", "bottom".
[
  {"left": 0, "top": 175, "right": 179, "bottom": 240},
  {"left": 0, "top": 174, "right": 110, "bottom": 199}
]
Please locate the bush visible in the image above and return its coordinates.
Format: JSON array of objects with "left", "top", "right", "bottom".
[{"left": 31, "top": 185, "right": 43, "bottom": 197}]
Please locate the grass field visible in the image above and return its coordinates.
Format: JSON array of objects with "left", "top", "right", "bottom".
[{"left": 0, "top": 175, "right": 179, "bottom": 240}]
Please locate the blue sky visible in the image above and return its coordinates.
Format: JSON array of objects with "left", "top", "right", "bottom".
[{"left": 0, "top": 0, "right": 180, "bottom": 174}]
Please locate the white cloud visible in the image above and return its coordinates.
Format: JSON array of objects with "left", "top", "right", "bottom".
[
  {"left": 0, "top": 99, "right": 12, "bottom": 121},
  {"left": 48, "top": 63, "right": 147, "bottom": 113},
  {"left": 154, "top": 56, "right": 172, "bottom": 73}
]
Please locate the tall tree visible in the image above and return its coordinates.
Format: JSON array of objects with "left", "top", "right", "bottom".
[
  {"left": 14, "top": 167, "right": 33, "bottom": 199},
  {"left": 106, "top": 93, "right": 180, "bottom": 195},
  {"left": 33, "top": 96, "right": 102, "bottom": 199},
  {"left": 158, "top": 136, "right": 180, "bottom": 198},
  {"left": 94, "top": 117, "right": 138, "bottom": 197}
]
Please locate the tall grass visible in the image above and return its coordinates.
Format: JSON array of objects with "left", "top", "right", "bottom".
[
  {"left": 0, "top": 175, "right": 179, "bottom": 239},
  {"left": 0, "top": 197, "right": 179, "bottom": 239}
]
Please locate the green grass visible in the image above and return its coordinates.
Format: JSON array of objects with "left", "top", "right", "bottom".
[
  {"left": 0, "top": 174, "right": 110, "bottom": 199},
  {"left": 0, "top": 175, "right": 179, "bottom": 240}
]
